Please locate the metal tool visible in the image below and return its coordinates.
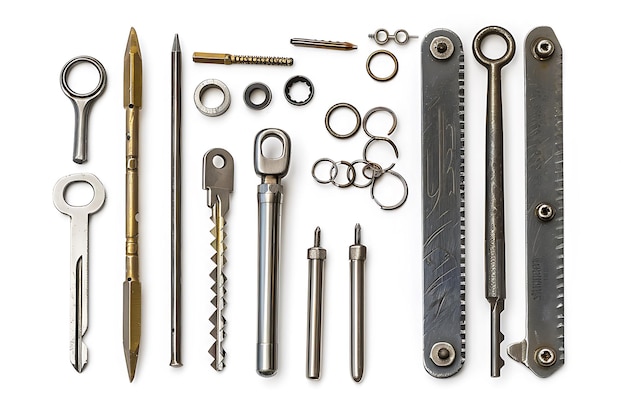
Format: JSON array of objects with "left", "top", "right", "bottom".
[
  {"left": 507, "top": 26, "right": 564, "bottom": 378},
  {"left": 254, "top": 128, "right": 291, "bottom": 377},
  {"left": 421, "top": 29, "right": 465, "bottom": 378},
  {"left": 170, "top": 34, "right": 182, "bottom": 368},
  {"left": 473, "top": 25, "right": 515, "bottom": 378},
  {"left": 291, "top": 38, "right": 357, "bottom": 50},
  {"left": 368, "top": 29, "right": 418, "bottom": 45},
  {"left": 60, "top": 56, "right": 107, "bottom": 164},
  {"left": 53, "top": 173, "right": 106, "bottom": 373},
  {"left": 203, "top": 148, "right": 234, "bottom": 371},
  {"left": 193, "top": 52, "right": 293, "bottom": 66},
  {"left": 306, "top": 227, "right": 327, "bottom": 380},
  {"left": 123, "top": 27, "right": 143, "bottom": 382},
  {"left": 349, "top": 224, "right": 366, "bottom": 382}
]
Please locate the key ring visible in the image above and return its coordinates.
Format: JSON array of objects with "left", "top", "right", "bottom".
[
  {"left": 60, "top": 56, "right": 107, "bottom": 100},
  {"left": 366, "top": 50, "right": 398, "bottom": 81},
  {"left": 370, "top": 169, "right": 408, "bottom": 210},
  {"left": 362, "top": 107, "right": 397, "bottom": 138}
]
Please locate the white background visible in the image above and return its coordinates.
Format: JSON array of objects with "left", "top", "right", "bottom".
[{"left": 0, "top": 0, "right": 622, "bottom": 415}]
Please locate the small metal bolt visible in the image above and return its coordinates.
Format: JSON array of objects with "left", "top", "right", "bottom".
[
  {"left": 430, "top": 36, "right": 454, "bottom": 60},
  {"left": 430, "top": 342, "right": 455, "bottom": 367},
  {"left": 534, "top": 38, "right": 554, "bottom": 60},
  {"left": 535, "top": 347, "right": 557, "bottom": 367},
  {"left": 535, "top": 202, "right": 556, "bottom": 222}
]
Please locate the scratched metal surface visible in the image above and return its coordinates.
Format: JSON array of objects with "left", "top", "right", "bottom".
[
  {"left": 508, "top": 26, "right": 564, "bottom": 378},
  {"left": 421, "top": 29, "right": 465, "bottom": 378}
]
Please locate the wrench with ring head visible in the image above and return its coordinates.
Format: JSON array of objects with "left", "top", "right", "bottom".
[
  {"left": 60, "top": 56, "right": 107, "bottom": 164},
  {"left": 473, "top": 26, "right": 515, "bottom": 378}
]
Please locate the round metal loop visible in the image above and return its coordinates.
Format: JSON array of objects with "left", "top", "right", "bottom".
[
  {"left": 325, "top": 103, "right": 361, "bottom": 139},
  {"left": 244, "top": 82, "right": 272, "bottom": 110},
  {"left": 350, "top": 160, "right": 376, "bottom": 188},
  {"left": 331, "top": 160, "right": 356, "bottom": 188},
  {"left": 366, "top": 50, "right": 398, "bottom": 82},
  {"left": 472, "top": 26, "right": 516, "bottom": 69},
  {"left": 370, "top": 169, "right": 409, "bottom": 210},
  {"left": 373, "top": 28, "right": 390, "bottom": 45},
  {"left": 194, "top": 79, "right": 231, "bottom": 117},
  {"left": 312, "top": 158, "right": 338, "bottom": 184},
  {"left": 284, "top": 75, "right": 314, "bottom": 106},
  {"left": 362, "top": 106, "right": 397, "bottom": 138},
  {"left": 52, "top": 172, "right": 106, "bottom": 216},
  {"left": 60, "top": 56, "right": 107, "bottom": 100},
  {"left": 394, "top": 29, "right": 410, "bottom": 45},
  {"left": 363, "top": 136, "right": 399, "bottom": 172},
  {"left": 361, "top": 161, "right": 384, "bottom": 180}
]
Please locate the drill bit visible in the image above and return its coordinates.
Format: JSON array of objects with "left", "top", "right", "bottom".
[
  {"left": 192, "top": 52, "right": 293, "bottom": 66},
  {"left": 203, "top": 149, "right": 234, "bottom": 371},
  {"left": 349, "top": 224, "right": 366, "bottom": 382},
  {"left": 170, "top": 33, "right": 182, "bottom": 368},
  {"left": 123, "top": 27, "right": 142, "bottom": 383}
]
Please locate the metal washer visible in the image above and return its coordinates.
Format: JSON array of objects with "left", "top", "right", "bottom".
[
  {"left": 244, "top": 82, "right": 272, "bottom": 110},
  {"left": 194, "top": 79, "right": 231, "bottom": 117}
]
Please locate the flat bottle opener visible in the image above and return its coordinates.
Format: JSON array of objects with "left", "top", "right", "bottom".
[
  {"left": 421, "top": 29, "right": 465, "bottom": 377},
  {"left": 507, "top": 26, "right": 564, "bottom": 377}
]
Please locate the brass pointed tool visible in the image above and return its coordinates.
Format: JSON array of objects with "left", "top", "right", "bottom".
[
  {"left": 123, "top": 27, "right": 142, "bottom": 382},
  {"left": 203, "top": 148, "right": 234, "bottom": 371}
]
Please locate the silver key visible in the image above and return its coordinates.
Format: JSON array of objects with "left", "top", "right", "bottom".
[{"left": 53, "top": 173, "right": 106, "bottom": 372}]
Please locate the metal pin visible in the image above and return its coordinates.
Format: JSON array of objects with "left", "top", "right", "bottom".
[
  {"left": 306, "top": 227, "right": 327, "bottom": 379},
  {"left": 291, "top": 38, "right": 357, "bottom": 50},
  {"left": 193, "top": 52, "right": 293, "bottom": 66},
  {"left": 349, "top": 224, "right": 366, "bottom": 382}
]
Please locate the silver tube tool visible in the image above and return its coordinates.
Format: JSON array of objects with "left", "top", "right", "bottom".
[
  {"left": 254, "top": 128, "right": 292, "bottom": 377},
  {"left": 349, "top": 224, "right": 366, "bottom": 382},
  {"left": 306, "top": 227, "right": 326, "bottom": 379}
]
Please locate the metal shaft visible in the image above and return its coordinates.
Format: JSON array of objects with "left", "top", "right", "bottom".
[
  {"left": 473, "top": 26, "right": 515, "bottom": 378},
  {"left": 349, "top": 224, "right": 366, "bottom": 382},
  {"left": 170, "top": 34, "right": 182, "bottom": 368},
  {"left": 306, "top": 227, "right": 326, "bottom": 379},
  {"left": 123, "top": 27, "right": 142, "bottom": 383},
  {"left": 290, "top": 38, "right": 357, "bottom": 50},
  {"left": 193, "top": 52, "right": 293, "bottom": 66}
]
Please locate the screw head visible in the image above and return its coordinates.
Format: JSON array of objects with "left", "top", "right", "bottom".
[
  {"left": 430, "top": 342, "right": 456, "bottom": 367},
  {"left": 534, "top": 38, "right": 555, "bottom": 60},
  {"left": 536, "top": 202, "right": 556, "bottom": 222},
  {"left": 535, "top": 347, "right": 557, "bottom": 367},
  {"left": 430, "top": 36, "right": 454, "bottom": 60}
]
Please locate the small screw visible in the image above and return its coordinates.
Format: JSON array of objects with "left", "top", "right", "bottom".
[
  {"left": 430, "top": 36, "right": 454, "bottom": 60},
  {"left": 534, "top": 38, "right": 554, "bottom": 60},
  {"left": 535, "top": 347, "right": 557, "bottom": 367},
  {"left": 535, "top": 202, "right": 556, "bottom": 222},
  {"left": 430, "top": 342, "right": 455, "bottom": 367}
]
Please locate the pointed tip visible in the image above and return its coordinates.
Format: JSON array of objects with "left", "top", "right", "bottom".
[
  {"left": 352, "top": 373, "right": 363, "bottom": 383},
  {"left": 354, "top": 223, "right": 361, "bottom": 244},
  {"left": 172, "top": 34, "right": 181, "bottom": 52},
  {"left": 125, "top": 350, "right": 139, "bottom": 382},
  {"left": 125, "top": 27, "right": 141, "bottom": 55},
  {"left": 314, "top": 226, "right": 321, "bottom": 246}
]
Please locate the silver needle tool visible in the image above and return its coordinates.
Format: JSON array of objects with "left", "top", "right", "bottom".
[
  {"left": 170, "top": 33, "right": 183, "bottom": 368},
  {"left": 53, "top": 173, "right": 106, "bottom": 373},
  {"left": 349, "top": 224, "right": 366, "bottom": 382}
]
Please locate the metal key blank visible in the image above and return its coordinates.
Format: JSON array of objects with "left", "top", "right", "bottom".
[
  {"left": 53, "top": 173, "right": 106, "bottom": 372},
  {"left": 254, "top": 128, "right": 291, "bottom": 377},
  {"left": 60, "top": 56, "right": 107, "bottom": 164},
  {"left": 473, "top": 26, "right": 515, "bottom": 378}
]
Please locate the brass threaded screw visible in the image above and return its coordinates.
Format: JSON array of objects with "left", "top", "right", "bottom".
[{"left": 193, "top": 52, "right": 293, "bottom": 66}]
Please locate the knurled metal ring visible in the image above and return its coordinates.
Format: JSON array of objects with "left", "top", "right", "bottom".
[
  {"left": 194, "top": 79, "right": 231, "bottom": 117},
  {"left": 244, "top": 82, "right": 272, "bottom": 110},
  {"left": 363, "top": 136, "right": 399, "bottom": 171},
  {"left": 362, "top": 106, "right": 397, "bottom": 138},
  {"left": 366, "top": 50, "right": 398, "bottom": 82},
  {"left": 331, "top": 160, "right": 356, "bottom": 188},
  {"left": 325, "top": 102, "right": 361, "bottom": 139},
  {"left": 370, "top": 169, "right": 409, "bottom": 210},
  {"left": 312, "top": 158, "right": 338, "bottom": 184},
  {"left": 284, "top": 75, "right": 314, "bottom": 106}
]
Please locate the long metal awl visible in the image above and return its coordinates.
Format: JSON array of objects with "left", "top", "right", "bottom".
[
  {"left": 421, "top": 29, "right": 465, "bottom": 378},
  {"left": 473, "top": 26, "right": 515, "bottom": 377},
  {"left": 254, "top": 128, "right": 291, "bottom": 377},
  {"left": 507, "top": 26, "right": 564, "bottom": 377},
  {"left": 203, "top": 148, "right": 234, "bottom": 371}
]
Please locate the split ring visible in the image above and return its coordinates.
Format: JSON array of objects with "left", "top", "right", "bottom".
[
  {"left": 312, "top": 158, "right": 338, "bottom": 184},
  {"left": 366, "top": 50, "right": 398, "bottom": 82},
  {"left": 194, "top": 79, "right": 231, "bottom": 117},
  {"left": 363, "top": 136, "right": 399, "bottom": 171},
  {"left": 325, "top": 103, "right": 361, "bottom": 139},
  {"left": 370, "top": 169, "right": 409, "bottom": 210},
  {"left": 331, "top": 160, "right": 356, "bottom": 188},
  {"left": 362, "top": 106, "right": 397, "bottom": 138}
]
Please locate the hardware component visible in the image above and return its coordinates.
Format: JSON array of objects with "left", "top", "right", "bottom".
[
  {"left": 350, "top": 160, "right": 375, "bottom": 189},
  {"left": 362, "top": 106, "right": 397, "bottom": 138},
  {"left": 203, "top": 148, "right": 234, "bottom": 371},
  {"left": 507, "top": 26, "right": 564, "bottom": 378},
  {"left": 473, "top": 25, "right": 515, "bottom": 378},
  {"left": 366, "top": 50, "right": 398, "bottom": 81},
  {"left": 192, "top": 52, "right": 293, "bottom": 66},
  {"left": 331, "top": 160, "right": 356, "bottom": 188},
  {"left": 363, "top": 136, "right": 398, "bottom": 171},
  {"left": 421, "top": 29, "right": 465, "bottom": 378},
  {"left": 170, "top": 34, "right": 183, "bottom": 368},
  {"left": 244, "top": 83, "right": 272, "bottom": 110},
  {"left": 306, "top": 227, "right": 327, "bottom": 380},
  {"left": 349, "top": 224, "right": 366, "bottom": 382},
  {"left": 291, "top": 38, "right": 357, "bottom": 50},
  {"left": 53, "top": 173, "right": 106, "bottom": 373},
  {"left": 123, "top": 27, "right": 143, "bottom": 382},
  {"left": 370, "top": 169, "right": 408, "bottom": 210},
  {"left": 255, "top": 128, "right": 292, "bottom": 377},
  {"left": 284, "top": 75, "right": 314, "bottom": 106},
  {"left": 368, "top": 28, "right": 418, "bottom": 45},
  {"left": 312, "top": 158, "right": 338, "bottom": 184},
  {"left": 60, "top": 55, "right": 107, "bottom": 164},
  {"left": 194, "top": 79, "right": 231, "bottom": 117},
  {"left": 325, "top": 103, "right": 361, "bottom": 139}
]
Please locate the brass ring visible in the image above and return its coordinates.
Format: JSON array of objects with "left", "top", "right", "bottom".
[{"left": 366, "top": 50, "right": 398, "bottom": 82}]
